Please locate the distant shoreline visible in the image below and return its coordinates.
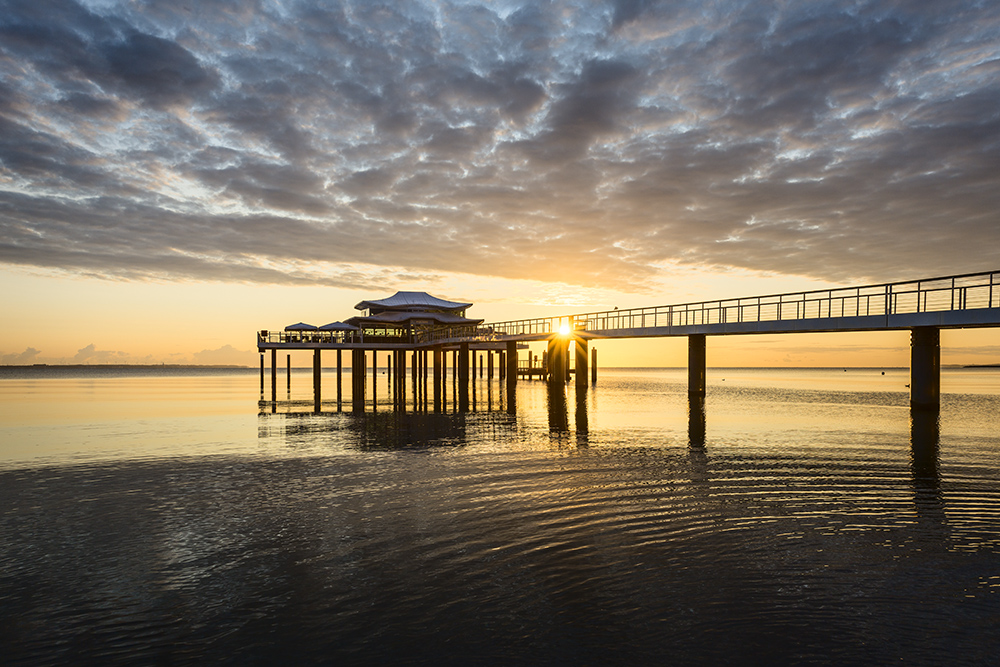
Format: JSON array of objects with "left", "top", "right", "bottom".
[{"left": 1, "top": 364, "right": 252, "bottom": 369}]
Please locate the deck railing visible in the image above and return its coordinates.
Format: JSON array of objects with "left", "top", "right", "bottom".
[{"left": 416, "top": 270, "right": 1000, "bottom": 344}]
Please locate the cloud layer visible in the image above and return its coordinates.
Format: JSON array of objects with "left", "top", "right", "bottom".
[{"left": 2, "top": 0, "right": 999, "bottom": 292}]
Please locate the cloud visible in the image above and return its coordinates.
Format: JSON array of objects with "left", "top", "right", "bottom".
[
  {"left": 190, "top": 344, "right": 256, "bottom": 366},
  {"left": 1, "top": 0, "right": 999, "bottom": 294},
  {"left": 1, "top": 347, "right": 40, "bottom": 364}
]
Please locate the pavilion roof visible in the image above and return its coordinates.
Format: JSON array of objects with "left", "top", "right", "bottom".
[
  {"left": 354, "top": 291, "right": 472, "bottom": 312},
  {"left": 345, "top": 311, "right": 483, "bottom": 327}
]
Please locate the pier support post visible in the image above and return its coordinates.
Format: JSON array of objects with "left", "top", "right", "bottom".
[
  {"left": 506, "top": 341, "right": 517, "bottom": 390},
  {"left": 351, "top": 349, "right": 365, "bottom": 412},
  {"left": 591, "top": 347, "right": 597, "bottom": 384},
  {"left": 575, "top": 339, "right": 588, "bottom": 391},
  {"left": 565, "top": 341, "right": 572, "bottom": 383},
  {"left": 336, "top": 350, "right": 342, "bottom": 411},
  {"left": 689, "top": 334, "right": 706, "bottom": 396},
  {"left": 433, "top": 347, "right": 442, "bottom": 412},
  {"left": 260, "top": 353, "right": 264, "bottom": 395},
  {"left": 441, "top": 349, "right": 447, "bottom": 407},
  {"left": 271, "top": 349, "right": 277, "bottom": 404},
  {"left": 395, "top": 350, "right": 407, "bottom": 410},
  {"left": 313, "top": 349, "right": 321, "bottom": 413},
  {"left": 911, "top": 327, "right": 941, "bottom": 410},
  {"left": 546, "top": 338, "right": 560, "bottom": 384},
  {"left": 371, "top": 351, "right": 377, "bottom": 410},
  {"left": 458, "top": 343, "right": 470, "bottom": 411},
  {"left": 286, "top": 354, "right": 291, "bottom": 395}
]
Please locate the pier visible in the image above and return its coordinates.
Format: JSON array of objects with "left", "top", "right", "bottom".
[{"left": 258, "top": 270, "right": 1000, "bottom": 414}]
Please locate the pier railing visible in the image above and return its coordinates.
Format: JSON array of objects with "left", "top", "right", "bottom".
[{"left": 416, "top": 270, "right": 1000, "bottom": 344}]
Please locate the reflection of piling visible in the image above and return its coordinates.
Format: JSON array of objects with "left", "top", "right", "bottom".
[
  {"left": 688, "top": 393, "right": 706, "bottom": 447},
  {"left": 910, "top": 408, "right": 940, "bottom": 482},
  {"left": 574, "top": 382, "right": 588, "bottom": 437},
  {"left": 910, "top": 407, "right": 945, "bottom": 527},
  {"left": 547, "top": 381, "right": 569, "bottom": 432}
]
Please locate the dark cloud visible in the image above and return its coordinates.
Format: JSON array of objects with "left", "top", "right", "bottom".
[{"left": 1, "top": 0, "right": 999, "bottom": 293}]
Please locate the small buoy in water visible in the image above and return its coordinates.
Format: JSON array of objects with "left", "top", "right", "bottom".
[{"left": 881, "top": 371, "right": 885, "bottom": 375}]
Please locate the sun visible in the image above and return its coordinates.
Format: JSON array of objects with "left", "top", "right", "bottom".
[{"left": 558, "top": 323, "right": 571, "bottom": 336}]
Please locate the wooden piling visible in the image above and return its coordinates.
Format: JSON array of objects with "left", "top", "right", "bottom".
[
  {"left": 458, "top": 343, "right": 470, "bottom": 411},
  {"left": 911, "top": 327, "right": 940, "bottom": 410},
  {"left": 689, "top": 334, "right": 706, "bottom": 396},
  {"left": 575, "top": 338, "right": 588, "bottom": 391},
  {"left": 336, "top": 349, "right": 342, "bottom": 411},
  {"left": 313, "top": 349, "right": 321, "bottom": 413},
  {"left": 271, "top": 348, "right": 277, "bottom": 403},
  {"left": 591, "top": 347, "right": 597, "bottom": 384},
  {"left": 371, "top": 351, "right": 377, "bottom": 410}
]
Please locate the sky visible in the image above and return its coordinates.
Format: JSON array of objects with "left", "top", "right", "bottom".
[{"left": 1, "top": 0, "right": 999, "bottom": 367}]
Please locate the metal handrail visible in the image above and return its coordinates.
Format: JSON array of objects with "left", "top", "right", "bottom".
[{"left": 415, "top": 269, "right": 1000, "bottom": 344}]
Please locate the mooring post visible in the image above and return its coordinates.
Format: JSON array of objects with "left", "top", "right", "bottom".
[
  {"left": 313, "top": 349, "right": 321, "bottom": 413},
  {"left": 591, "top": 347, "right": 597, "bottom": 384},
  {"left": 575, "top": 338, "right": 588, "bottom": 391},
  {"left": 911, "top": 327, "right": 941, "bottom": 410},
  {"left": 336, "top": 349, "right": 343, "bottom": 411},
  {"left": 689, "top": 334, "right": 706, "bottom": 396}
]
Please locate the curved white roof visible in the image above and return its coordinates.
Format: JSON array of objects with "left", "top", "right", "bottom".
[{"left": 354, "top": 291, "right": 472, "bottom": 311}]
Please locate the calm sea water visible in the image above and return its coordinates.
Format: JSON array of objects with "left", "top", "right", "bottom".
[{"left": 1, "top": 366, "right": 999, "bottom": 665}]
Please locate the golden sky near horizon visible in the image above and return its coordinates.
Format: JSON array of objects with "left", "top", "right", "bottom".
[{"left": 2, "top": 1, "right": 999, "bottom": 366}]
